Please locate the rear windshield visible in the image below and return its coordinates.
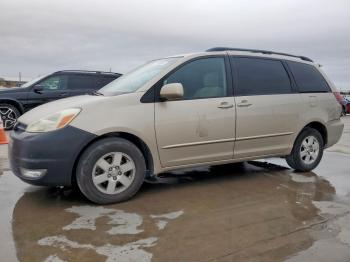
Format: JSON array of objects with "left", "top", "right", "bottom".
[{"left": 99, "top": 58, "right": 179, "bottom": 96}]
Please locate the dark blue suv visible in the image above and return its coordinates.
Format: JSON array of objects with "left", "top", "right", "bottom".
[{"left": 0, "top": 70, "right": 121, "bottom": 129}]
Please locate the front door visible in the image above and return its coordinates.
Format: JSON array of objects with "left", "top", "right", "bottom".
[
  {"left": 155, "top": 56, "right": 236, "bottom": 167},
  {"left": 27, "top": 74, "right": 70, "bottom": 110}
]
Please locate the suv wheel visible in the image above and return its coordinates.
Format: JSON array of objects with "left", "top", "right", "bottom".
[
  {"left": 286, "top": 127, "right": 324, "bottom": 172},
  {"left": 0, "top": 104, "right": 20, "bottom": 130},
  {"left": 76, "top": 137, "right": 146, "bottom": 204}
]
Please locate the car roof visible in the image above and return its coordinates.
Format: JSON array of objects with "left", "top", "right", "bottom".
[
  {"left": 206, "top": 47, "right": 313, "bottom": 62},
  {"left": 169, "top": 47, "right": 316, "bottom": 65}
]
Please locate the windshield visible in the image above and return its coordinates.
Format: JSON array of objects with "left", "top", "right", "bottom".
[
  {"left": 20, "top": 74, "right": 48, "bottom": 88},
  {"left": 99, "top": 57, "right": 179, "bottom": 96}
]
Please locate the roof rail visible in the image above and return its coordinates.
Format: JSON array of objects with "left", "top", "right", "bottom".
[
  {"left": 206, "top": 47, "right": 313, "bottom": 62},
  {"left": 55, "top": 70, "right": 121, "bottom": 75}
]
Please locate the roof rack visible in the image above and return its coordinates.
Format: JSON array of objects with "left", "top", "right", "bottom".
[
  {"left": 206, "top": 47, "right": 313, "bottom": 62},
  {"left": 55, "top": 70, "right": 121, "bottom": 75}
]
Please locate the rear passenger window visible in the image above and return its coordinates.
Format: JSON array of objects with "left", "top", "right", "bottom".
[
  {"left": 233, "top": 57, "right": 292, "bottom": 96},
  {"left": 68, "top": 75, "right": 99, "bottom": 90},
  {"left": 287, "top": 61, "right": 330, "bottom": 93},
  {"left": 99, "top": 76, "right": 118, "bottom": 88}
]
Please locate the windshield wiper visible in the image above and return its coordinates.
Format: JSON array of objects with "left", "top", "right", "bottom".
[{"left": 92, "top": 91, "right": 104, "bottom": 96}]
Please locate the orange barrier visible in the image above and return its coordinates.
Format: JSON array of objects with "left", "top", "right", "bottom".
[{"left": 0, "top": 121, "right": 8, "bottom": 144}]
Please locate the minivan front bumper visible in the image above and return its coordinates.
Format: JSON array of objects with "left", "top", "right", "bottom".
[{"left": 9, "top": 124, "right": 96, "bottom": 186}]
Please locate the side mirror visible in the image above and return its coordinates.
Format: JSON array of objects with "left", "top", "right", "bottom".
[
  {"left": 160, "top": 83, "right": 184, "bottom": 101},
  {"left": 33, "top": 85, "right": 44, "bottom": 94}
]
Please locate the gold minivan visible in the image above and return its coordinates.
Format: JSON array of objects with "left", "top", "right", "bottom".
[{"left": 9, "top": 48, "right": 344, "bottom": 204}]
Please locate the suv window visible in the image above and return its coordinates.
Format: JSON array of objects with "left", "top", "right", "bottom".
[
  {"left": 99, "top": 76, "right": 118, "bottom": 88},
  {"left": 287, "top": 61, "right": 330, "bottom": 93},
  {"left": 68, "top": 75, "right": 99, "bottom": 90},
  {"left": 233, "top": 57, "right": 292, "bottom": 96},
  {"left": 164, "top": 57, "right": 227, "bottom": 100},
  {"left": 38, "top": 75, "right": 68, "bottom": 90}
]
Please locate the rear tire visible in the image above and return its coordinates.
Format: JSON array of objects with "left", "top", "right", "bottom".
[
  {"left": 0, "top": 103, "right": 21, "bottom": 130},
  {"left": 286, "top": 128, "right": 324, "bottom": 172},
  {"left": 76, "top": 137, "right": 146, "bottom": 204}
]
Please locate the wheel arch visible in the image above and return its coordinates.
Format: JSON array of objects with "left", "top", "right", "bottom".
[
  {"left": 299, "top": 121, "right": 328, "bottom": 146},
  {"left": 71, "top": 131, "right": 155, "bottom": 185},
  {"left": 0, "top": 99, "right": 24, "bottom": 114}
]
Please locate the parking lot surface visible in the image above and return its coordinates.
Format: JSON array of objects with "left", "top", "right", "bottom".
[{"left": 0, "top": 116, "right": 350, "bottom": 262}]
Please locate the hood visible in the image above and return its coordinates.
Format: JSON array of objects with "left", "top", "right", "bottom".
[{"left": 18, "top": 94, "right": 108, "bottom": 125}]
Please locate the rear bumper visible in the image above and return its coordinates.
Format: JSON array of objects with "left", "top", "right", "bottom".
[
  {"left": 8, "top": 125, "right": 96, "bottom": 186},
  {"left": 325, "top": 119, "right": 344, "bottom": 148}
]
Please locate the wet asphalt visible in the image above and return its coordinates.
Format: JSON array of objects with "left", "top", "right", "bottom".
[{"left": 0, "top": 116, "right": 350, "bottom": 262}]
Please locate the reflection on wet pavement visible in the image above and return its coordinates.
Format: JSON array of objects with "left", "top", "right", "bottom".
[{"left": 0, "top": 150, "right": 350, "bottom": 261}]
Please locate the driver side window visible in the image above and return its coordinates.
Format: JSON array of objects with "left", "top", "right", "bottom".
[
  {"left": 163, "top": 57, "right": 227, "bottom": 100},
  {"left": 38, "top": 75, "right": 68, "bottom": 91}
]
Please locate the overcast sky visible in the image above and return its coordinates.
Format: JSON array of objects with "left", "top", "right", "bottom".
[{"left": 1, "top": 0, "right": 349, "bottom": 90}]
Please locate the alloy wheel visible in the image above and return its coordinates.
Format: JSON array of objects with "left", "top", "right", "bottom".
[
  {"left": 0, "top": 106, "right": 18, "bottom": 129},
  {"left": 300, "top": 135, "right": 320, "bottom": 165},
  {"left": 92, "top": 152, "right": 136, "bottom": 194}
]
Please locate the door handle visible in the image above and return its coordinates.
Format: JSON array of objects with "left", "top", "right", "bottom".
[
  {"left": 59, "top": 92, "right": 68, "bottom": 97},
  {"left": 237, "top": 99, "right": 252, "bottom": 107},
  {"left": 218, "top": 102, "right": 233, "bottom": 109}
]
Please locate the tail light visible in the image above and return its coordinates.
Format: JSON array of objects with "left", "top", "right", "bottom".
[{"left": 333, "top": 91, "right": 343, "bottom": 102}]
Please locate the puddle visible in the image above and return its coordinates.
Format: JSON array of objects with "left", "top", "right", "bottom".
[
  {"left": 39, "top": 235, "right": 158, "bottom": 262},
  {"left": 0, "top": 171, "right": 32, "bottom": 261},
  {"left": 150, "top": 210, "right": 184, "bottom": 230},
  {"left": 287, "top": 200, "right": 350, "bottom": 262},
  {"left": 44, "top": 254, "right": 67, "bottom": 262},
  {"left": 286, "top": 238, "right": 350, "bottom": 262},
  {"left": 290, "top": 173, "right": 316, "bottom": 183},
  {"left": 1, "top": 151, "right": 350, "bottom": 261},
  {"left": 106, "top": 210, "right": 144, "bottom": 235},
  {"left": 63, "top": 206, "right": 116, "bottom": 231},
  {"left": 36, "top": 204, "right": 183, "bottom": 261}
]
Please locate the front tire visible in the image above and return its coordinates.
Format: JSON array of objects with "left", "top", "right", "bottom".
[
  {"left": 76, "top": 137, "right": 146, "bottom": 204},
  {"left": 286, "top": 128, "right": 324, "bottom": 172},
  {"left": 0, "top": 103, "right": 20, "bottom": 130}
]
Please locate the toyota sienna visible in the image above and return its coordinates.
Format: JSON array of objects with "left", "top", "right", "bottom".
[{"left": 9, "top": 48, "right": 344, "bottom": 204}]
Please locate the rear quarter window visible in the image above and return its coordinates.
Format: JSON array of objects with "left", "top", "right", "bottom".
[
  {"left": 287, "top": 61, "right": 330, "bottom": 93},
  {"left": 98, "top": 75, "right": 119, "bottom": 88}
]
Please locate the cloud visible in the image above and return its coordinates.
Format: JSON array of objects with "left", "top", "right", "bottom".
[{"left": 0, "top": 0, "right": 349, "bottom": 89}]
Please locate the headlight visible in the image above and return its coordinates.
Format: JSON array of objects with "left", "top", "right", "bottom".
[{"left": 26, "top": 108, "right": 81, "bottom": 133}]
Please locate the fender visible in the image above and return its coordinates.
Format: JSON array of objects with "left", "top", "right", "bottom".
[
  {"left": 0, "top": 98, "right": 25, "bottom": 114},
  {"left": 293, "top": 121, "right": 328, "bottom": 148},
  {"left": 94, "top": 127, "right": 161, "bottom": 174}
]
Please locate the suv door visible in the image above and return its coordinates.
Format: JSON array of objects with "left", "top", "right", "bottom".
[
  {"left": 27, "top": 74, "right": 69, "bottom": 110},
  {"left": 154, "top": 56, "right": 236, "bottom": 167},
  {"left": 231, "top": 56, "right": 302, "bottom": 158}
]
